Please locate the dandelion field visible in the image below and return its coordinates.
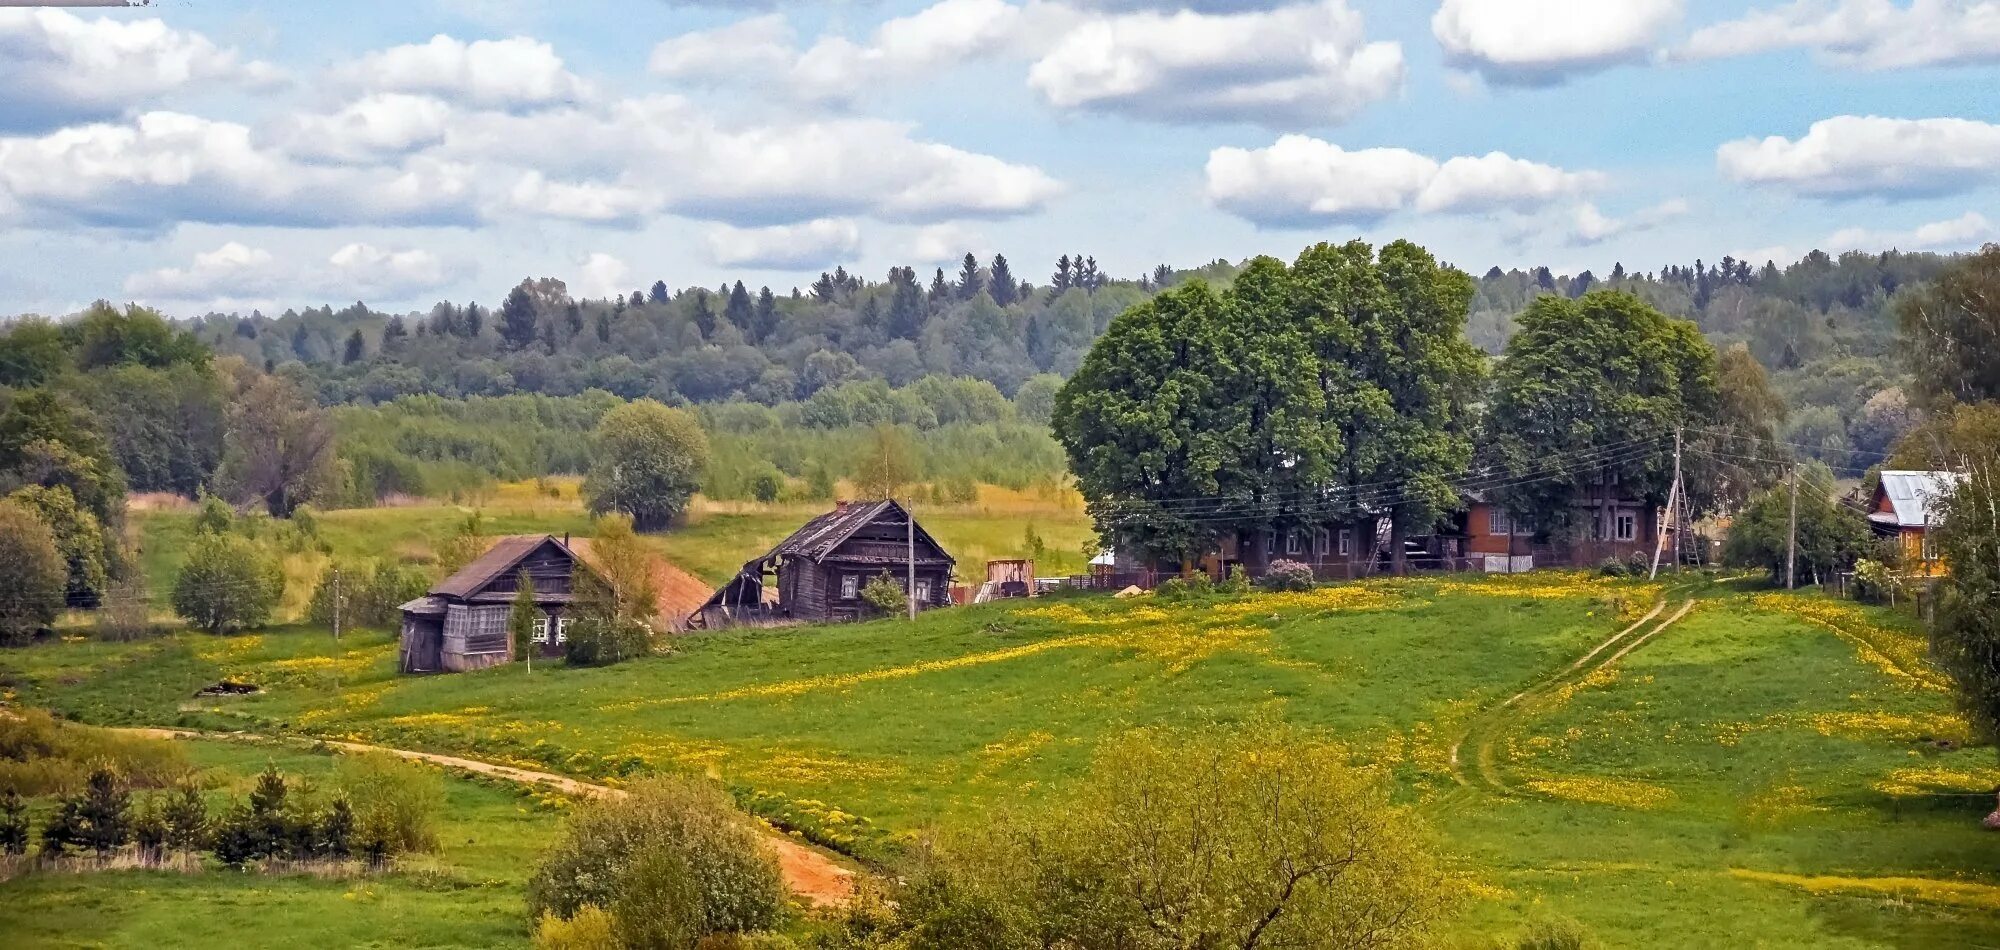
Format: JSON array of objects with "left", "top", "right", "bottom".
[{"left": 5, "top": 572, "right": 1998, "bottom": 947}]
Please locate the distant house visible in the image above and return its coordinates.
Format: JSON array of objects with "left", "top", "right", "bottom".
[
  {"left": 1868, "top": 470, "right": 1963, "bottom": 570},
  {"left": 691, "top": 500, "right": 954, "bottom": 629},
  {"left": 399, "top": 535, "right": 600, "bottom": 674},
  {"left": 1462, "top": 476, "right": 1666, "bottom": 571}
]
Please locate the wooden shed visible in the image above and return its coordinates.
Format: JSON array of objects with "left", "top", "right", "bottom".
[
  {"left": 691, "top": 500, "right": 955, "bottom": 629},
  {"left": 399, "top": 535, "right": 600, "bottom": 674}
]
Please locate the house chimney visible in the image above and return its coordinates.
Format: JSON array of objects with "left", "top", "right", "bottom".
[
  {"left": 834, "top": 500, "right": 850, "bottom": 512},
  {"left": 563, "top": 532, "right": 570, "bottom": 546}
]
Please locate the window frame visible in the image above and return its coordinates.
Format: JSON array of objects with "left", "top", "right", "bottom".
[
  {"left": 840, "top": 574, "right": 859, "bottom": 599},
  {"left": 531, "top": 616, "right": 550, "bottom": 644},
  {"left": 1616, "top": 512, "right": 1637, "bottom": 542},
  {"left": 1337, "top": 529, "right": 1352, "bottom": 557},
  {"left": 1285, "top": 530, "right": 1303, "bottom": 556}
]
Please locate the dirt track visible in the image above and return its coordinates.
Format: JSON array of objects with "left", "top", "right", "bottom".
[{"left": 122, "top": 727, "right": 856, "bottom": 909}]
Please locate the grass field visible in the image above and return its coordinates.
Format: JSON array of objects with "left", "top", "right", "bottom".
[
  {"left": 6, "top": 572, "right": 1997, "bottom": 947},
  {"left": 0, "top": 735, "right": 561, "bottom": 949}
]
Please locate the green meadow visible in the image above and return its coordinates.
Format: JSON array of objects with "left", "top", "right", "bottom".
[{"left": 5, "top": 569, "right": 1997, "bottom": 947}]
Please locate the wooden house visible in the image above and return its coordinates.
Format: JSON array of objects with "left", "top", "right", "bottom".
[
  {"left": 1463, "top": 477, "right": 1662, "bottom": 570},
  {"left": 399, "top": 535, "right": 600, "bottom": 674},
  {"left": 1868, "top": 470, "right": 1962, "bottom": 572},
  {"left": 691, "top": 500, "right": 955, "bottom": 629}
]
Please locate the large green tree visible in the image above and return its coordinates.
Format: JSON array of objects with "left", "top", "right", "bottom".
[
  {"left": 1720, "top": 465, "right": 1870, "bottom": 585},
  {"left": 217, "top": 364, "right": 336, "bottom": 518},
  {"left": 1899, "top": 244, "right": 2000, "bottom": 407},
  {"left": 0, "top": 500, "right": 67, "bottom": 646},
  {"left": 584, "top": 400, "right": 710, "bottom": 531},
  {"left": 1487, "top": 290, "right": 1720, "bottom": 541},
  {"left": 172, "top": 532, "right": 283, "bottom": 635}
]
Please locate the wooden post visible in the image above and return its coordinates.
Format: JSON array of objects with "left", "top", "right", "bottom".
[
  {"left": 1792, "top": 466, "right": 1808, "bottom": 592},
  {"left": 331, "top": 567, "right": 342, "bottom": 642},
  {"left": 906, "top": 501, "right": 917, "bottom": 622}
]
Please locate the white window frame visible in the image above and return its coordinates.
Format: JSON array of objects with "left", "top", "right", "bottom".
[
  {"left": 1616, "top": 512, "right": 1637, "bottom": 542},
  {"left": 1313, "top": 528, "right": 1331, "bottom": 558},
  {"left": 1921, "top": 530, "right": 1937, "bottom": 561},
  {"left": 840, "top": 574, "right": 859, "bottom": 599},
  {"left": 914, "top": 578, "right": 932, "bottom": 603},
  {"left": 1262, "top": 529, "right": 1277, "bottom": 554},
  {"left": 555, "top": 617, "right": 572, "bottom": 643},
  {"left": 1337, "top": 529, "right": 1352, "bottom": 557},
  {"left": 1285, "top": 531, "right": 1303, "bottom": 556},
  {"left": 1487, "top": 508, "right": 1510, "bottom": 537},
  {"left": 531, "top": 616, "right": 550, "bottom": 644}
]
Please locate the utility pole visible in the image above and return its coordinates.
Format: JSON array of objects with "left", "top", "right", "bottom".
[
  {"left": 1786, "top": 465, "right": 1799, "bottom": 590},
  {"left": 906, "top": 499, "right": 917, "bottom": 621},
  {"left": 1650, "top": 428, "right": 1683, "bottom": 580},
  {"left": 331, "top": 567, "right": 342, "bottom": 641}
]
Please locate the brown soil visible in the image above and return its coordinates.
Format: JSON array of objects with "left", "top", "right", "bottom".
[{"left": 120, "top": 727, "right": 856, "bottom": 909}]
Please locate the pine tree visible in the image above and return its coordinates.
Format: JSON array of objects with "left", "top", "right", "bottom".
[
  {"left": 648, "top": 280, "right": 670, "bottom": 304},
  {"left": 990, "top": 254, "right": 1017, "bottom": 306},
  {"left": 0, "top": 788, "right": 26, "bottom": 855},
  {"left": 1082, "top": 255, "right": 1101, "bottom": 290},
  {"left": 725, "top": 281, "right": 755, "bottom": 338},
  {"left": 929, "top": 267, "right": 948, "bottom": 303},
  {"left": 754, "top": 286, "right": 778, "bottom": 342},
  {"left": 957, "top": 252, "right": 984, "bottom": 300},
  {"left": 1051, "top": 254, "right": 1073, "bottom": 295},
  {"left": 499, "top": 285, "right": 540, "bottom": 350},
  {"left": 463, "top": 302, "right": 483, "bottom": 337},
  {"left": 1610, "top": 262, "right": 1627, "bottom": 282},
  {"left": 594, "top": 310, "right": 612, "bottom": 344},
  {"left": 381, "top": 315, "right": 407, "bottom": 351},
  {"left": 691, "top": 291, "right": 717, "bottom": 338},
  {"left": 628, "top": 290, "right": 644, "bottom": 307},
  {"left": 342, "top": 329, "right": 365, "bottom": 364},
  {"left": 1153, "top": 263, "right": 1172, "bottom": 288},
  {"left": 889, "top": 276, "right": 926, "bottom": 340},
  {"left": 812, "top": 272, "right": 837, "bottom": 302},
  {"left": 76, "top": 767, "right": 130, "bottom": 855}
]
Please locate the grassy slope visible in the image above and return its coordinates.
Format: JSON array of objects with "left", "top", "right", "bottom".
[
  {"left": 6, "top": 574, "right": 1997, "bottom": 947},
  {"left": 0, "top": 737, "right": 559, "bottom": 950}
]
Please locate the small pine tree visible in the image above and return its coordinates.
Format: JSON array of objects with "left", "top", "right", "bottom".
[
  {"left": 161, "top": 784, "right": 209, "bottom": 852},
  {"left": 321, "top": 798, "right": 355, "bottom": 859},
  {"left": 76, "top": 767, "right": 132, "bottom": 855},
  {"left": 0, "top": 788, "right": 28, "bottom": 855},
  {"left": 510, "top": 571, "right": 540, "bottom": 671}
]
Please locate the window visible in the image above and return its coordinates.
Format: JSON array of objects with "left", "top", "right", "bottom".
[
  {"left": 531, "top": 617, "right": 550, "bottom": 644},
  {"left": 1616, "top": 513, "right": 1637, "bottom": 542},
  {"left": 1314, "top": 528, "right": 1331, "bottom": 557},
  {"left": 1487, "top": 508, "right": 1511, "bottom": 536},
  {"left": 1337, "top": 529, "right": 1352, "bottom": 556},
  {"left": 914, "top": 578, "right": 932, "bottom": 602},
  {"left": 1262, "top": 529, "right": 1277, "bottom": 554},
  {"left": 1285, "top": 531, "right": 1303, "bottom": 555},
  {"left": 555, "top": 617, "right": 572, "bottom": 643},
  {"left": 840, "top": 574, "right": 859, "bottom": 599},
  {"left": 1921, "top": 530, "right": 1937, "bottom": 561}
]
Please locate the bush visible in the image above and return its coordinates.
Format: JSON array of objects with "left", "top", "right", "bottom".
[
  {"left": 211, "top": 764, "right": 298, "bottom": 865},
  {"left": 1853, "top": 558, "right": 1900, "bottom": 604},
  {"left": 749, "top": 467, "right": 784, "bottom": 504},
  {"left": 0, "top": 709, "right": 191, "bottom": 796},
  {"left": 534, "top": 906, "right": 621, "bottom": 950},
  {"left": 310, "top": 562, "right": 431, "bottom": 630},
  {"left": 1217, "top": 564, "right": 1252, "bottom": 594},
  {"left": 1516, "top": 918, "right": 1595, "bottom": 950},
  {"left": 172, "top": 532, "right": 283, "bottom": 634},
  {"left": 859, "top": 573, "right": 907, "bottom": 616},
  {"left": 95, "top": 575, "right": 164, "bottom": 642},
  {"left": 1261, "top": 559, "right": 1314, "bottom": 592},
  {"left": 564, "top": 614, "right": 653, "bottom": 667},
  {"left": 1153, "top": 572, "right": 1215, "bottom": 603},
  {"left": 1598, "top": 557, "right": 1629, "bottom": 578},
  {"left": 527, "top": 776, "right": 787, "bottom": 945},
  {"left": 334, "top": 753, "right": 443, "bottom": 856},
  {"left": 0, "top": 500, "right": 67, "bottom": 646}
]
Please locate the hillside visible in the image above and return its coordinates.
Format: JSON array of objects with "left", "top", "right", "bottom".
[{"left": 6, "top": 574, "right": 1995, "bottom": 947}]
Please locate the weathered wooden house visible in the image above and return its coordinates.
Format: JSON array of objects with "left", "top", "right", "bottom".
[
  {"left": 691, "top": 500, "right": 955, "bottom": 629},
  {"left": 399, "top": 535, "right": 599, "bottom": 674},
  {"left": 1868, "top": 470, "right": 1962, "bottom": 572}
]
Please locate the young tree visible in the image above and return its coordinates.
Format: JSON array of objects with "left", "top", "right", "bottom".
[
  {"left": 853, "top": 424, "right": 918, "bottom": 501},
  {"left": 1698, "top": 343, "right": 1789, "bottom": 510},
  {"left": 1721, "top": 466, "right": 1870, "bottom": 585},
  {"left": 0, "top": 788, "right": 27, "bottom": 855},
  {"left": 0, "top": 499, "right": 68, "bottom": 645},
  {"left": 172, "top": 532, "right": 283, "bottom": 635},
  {"left": 584, "top": 400, "right": 710, "bottom": 532},
  {"left": 1919, "top": 403, "right": 2000, "bottom": 825},
  {"left": 510, "top": 571, "right": 539, "bottom": 670}
]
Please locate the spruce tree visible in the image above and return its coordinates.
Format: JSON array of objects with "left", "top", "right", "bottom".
[
  {"left": 0, "top": 788, "right": 27, "bottom": 855},
  {"left": 754, "top": 286, "right": 777, "bottom": 342},
  {"left": 76, "top": 767, "right": 131, "bottom": 855},
  {"left": 648, "top": 280, "right": 670, "bottom": 304},
  {"left": 990, "top": 254, "right": 1017, "bottom": 306},
  {"left": 958, "top": 253, "right": 983, "bottom": 300},
  {"left": 725, "top": 281, "right": 755, "bottom": 338},
  {"left": 499, "top": 285, "right": 540, "bottom": 350},
  {"left": 691, "top": 292, "right": 717, "bottom": 338},
  {"left": 341, "top": 329, "right": 365, "bottom": 364}
]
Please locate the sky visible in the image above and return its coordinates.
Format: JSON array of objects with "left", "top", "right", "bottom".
[{"left": 1, "top": 0, "right": 1996, "bottom": 317}]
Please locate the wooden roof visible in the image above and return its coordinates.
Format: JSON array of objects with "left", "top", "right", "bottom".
[
  {"left": 757, "top": 499, "right": 952, "bottom": 566},
  {"left": 430, "top": 535, "right": 576, "bottom": 599}
]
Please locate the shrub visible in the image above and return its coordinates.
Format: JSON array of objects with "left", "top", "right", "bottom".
[
  {"left": 1154, "top": 572, "right": 1214, "bottom": 603},
  {"left": 564, "top": 615, "right": 653, "bottom": 668},
  {"left": 750, "top": 467, "right": 784, "bottom": 504},
  {"left": 534, "top": 906, "right": 621, "bottom": 950},
  {"left": 1598, "top": 557, "right": 1629, "bottom": 578},
  {"left": 1516, "top": 918, "right": 1595, "bottom": 950},
  {"left": 859, "top": 573, "right": 907, "bottom": 616},
  {"left": 0, "top": 709, "right": 191, "bottom": 796},
  {"left": 1853, "top": 558, "right": 1900, "bottom": 604},
  {"left": 95, "top": 575, "right": 163, "bottom": 642},
  {"left": 527, "top": 776, "right": 786, "bottom": 945},
  {"left": 333, "top": 753, "right": 443, "bottom": 856},
  {"left": 1217, "top": 564, "right": 1253, "bottom": 594},
  {"left": 193, "top": 493, "right": 235, "bottom": 535},
  {"left": 1261, "top": 559, "right": 1314, "bottom": 592},
  {"left": 0, "top": 500, "right": 67, "bottom": 646},
  {"left": 172, "top": 532, "right": 283, "bottom": 635}
]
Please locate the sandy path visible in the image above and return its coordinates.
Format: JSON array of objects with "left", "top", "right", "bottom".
[{"left": 121, "top": 727, "right": 856, "bottom": 909}]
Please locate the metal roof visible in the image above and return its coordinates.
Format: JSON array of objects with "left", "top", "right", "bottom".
[{"left": 1872, "top": 470, "right": 1964, "bottom": 528}]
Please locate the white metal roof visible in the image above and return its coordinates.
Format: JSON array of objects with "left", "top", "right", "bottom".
[{"left": 1873, "top": 470, "right": 1964, "bottom": 528}]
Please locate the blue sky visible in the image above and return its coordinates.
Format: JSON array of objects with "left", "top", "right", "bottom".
[{"left": 1, "top": 0, "right": 1995, "bottom": 317}]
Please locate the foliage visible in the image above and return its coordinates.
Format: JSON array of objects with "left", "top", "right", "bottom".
[
  {"left": 216, "top": 362, "right": 338, "bottom": 518},
  {"left": 333, "top": 753, "right": 444, "bottom": 856},
  {"left": 585, "top": 400, "right": 710, "bottom": 531},
  {"left": 585, "top": 513, "right": 661, "bottom": 623},
  {"left": 511, "top": 572, "right": 541, "bottom": 665},
  {"left": 0, "top": 500, "right": 67, "bottom": 645},
  {"left": 0, "top": 709, "right": 192, "bottom": 797},
  {"left": 433, "top": 510, "right": 490, "bottom": 577},
  {"left": 308, "top": 560, "right": 429, "bottom": 630},
  {"left": 860, "top": 573, "right": 908, "bottom": 616},
  {"left": 564, "top": 543, "right": 655, "bottom": 668},
  {"left": 865, "top": 722, "right": 1453, "bottom": 949},
  {"left": 1898, "top": 244, "right": 2000, "bottom": 408},
  {"left": 159, "top": 784, "right": 211, "bottom": 853},
  {"left": 39, "top": 767, "right": 132, "bottom": 856},
  {"left": 1261, "top": 559, "right": 1315, "bottom": 591},
  {"left": 534, "top": 906, "right": 622, "bottom": 950},
  {"left": 0, "top": 788, "right": 26, "bottom": 855},
  {"left": 172, "top": 531, "right": 284, "bottom": 634},
  {"left": 526, "top": 775, "right": 786, "bottom": 944},
  {"left": 7, "top": 484, "right": 110, "bottom": 608},
  {"left": 1852, "top": 559, "right": 1899, "bottom": 604},
  {"left": 750, "top": 467, "right": 784, "bottom": 504},
  {"left": 211, "top": 764, "right": 298, "bottom": 865},
  {"left": 1930, "top": 444, "right": 2000, "bottom": 749},
  {"left": 1720, "top": 468, "right": 1872, "bottom": 585},
  {"left": 852, "top": 425, "right": 918, "bottom": 501}
]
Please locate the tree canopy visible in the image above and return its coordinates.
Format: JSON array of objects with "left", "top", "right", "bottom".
[{"left": 584, "top": 400, "right": 709, "bottom": 531}]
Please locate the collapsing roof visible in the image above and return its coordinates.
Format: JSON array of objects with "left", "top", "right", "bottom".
[{"left": 1871, "top": 470, "right": 1965, "bottom": 528}]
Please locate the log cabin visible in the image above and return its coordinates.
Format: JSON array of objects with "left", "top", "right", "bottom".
[
  {"left": 398, "top": 535, "right": 601, "bottom": 674},
  {"left": 691, "top": 500, "right": 955, "bottom": 629},
  {"left": 1868, "top": 470, "right": 1963, "bottom": 573}
]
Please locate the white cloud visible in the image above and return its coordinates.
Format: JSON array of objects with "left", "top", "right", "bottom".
[
  {"left": 1432, "top": 0, "right": 1682, "bottom": 85},
  {"left": 0, "top": 111, "right": 479, "bottom": 231},
  {"left": 0, "top": 9, "right": 281, "bottom": 132},
  {"left": 907, "top": 223, "right": 988, "bottom": 264},
  {"left": 575, "top": 252, "right": 632, "bottom": 300},
  {"left": 340, "top": 35, "right": 589, "bottom": 108},
  {"left": 1205, "top": 135, "right": 1599, "bottom": 226},
  {"left": 1717, "top": 115, "right": 2000, "bottom": 199},
  {"left": 280, "top": 94, "right": 453, "bottom": 162},
  {"left": 123, "top": 240, "right": 461, "bottom": 309},
  {"left": 706, "top": 218, "right": 863, "bottom": 269},
  {"left": 1681, "top": 0, "right": 2000, "bottom": 70},
  {"left": 1826, "top": 211, "right": 1995, "bottom": 251},
  {"left": 649, "top": 13, "right": 801, "bottom": 79},
  {"left": 505, "top": 171, "right": 657, "bottom": 224},
  {"left": 1029, "top": 0, "right": 1404, "bottom": 126},
  {"left": 1569, "top": 197, "right": 1690, "bottom": 244}
]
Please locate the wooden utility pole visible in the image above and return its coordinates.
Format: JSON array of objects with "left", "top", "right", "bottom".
[
  {"left": 906, "top": 500, "right": 917, "bottom": 621},
  {"left": 331, "top": 567, "right": 342, "bottom": 641},
  {"left": 1650, "top": 428, "right": 1683, "bottom": 580},
  {"left": 1786, "top": 466, "right": 1799, "bottom": 590}
]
